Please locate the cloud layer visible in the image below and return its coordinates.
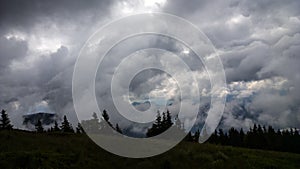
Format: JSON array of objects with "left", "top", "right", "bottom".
[{"left": 0, "top": 0, "right": 300, "bottom": 131}]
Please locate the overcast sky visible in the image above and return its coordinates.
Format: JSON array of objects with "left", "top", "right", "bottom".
[{"left": 1, "top": 0, "right": 300, "bottom": 131}]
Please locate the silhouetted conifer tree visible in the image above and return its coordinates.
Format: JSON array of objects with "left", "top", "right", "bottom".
[
  {"left": 35, "top": 119, "right": 44, "bottom": 133},
  {"left": 194, "top": 129, "right": 200, "bottom": 142},
  {"left": 165, "top": 110, "right": 173, "bottom": 128},
  {"left": 102, "top": 110, "right": 113, "bottom": 127},
  {"left": 228, "top": 127, "right": 240, "bottom": 146},
  {"left": 239, "top": 128, "right": 245, "bottom": 146},
  {"left": 115, "top": 123, "right": 122, "bottom": 134},
  {"left": 0, "top": 109, "right": 13, "bottom": 130},
  {"left": 61, "top": 115, "right": 74, "bottom": 133},
  {"left": 185, "top": 131, "right": 194, "bottom": 142},
  {"left": 81, "top": 112, "right": 101, "bottom": 133},
  {"left": 208, "top": 130, "right": 218, "bottom": 144},
  {"left": 146, "top": 110, "right": 174, "bottom": 137},
  {"left": 76, "top": 123, "right": 84, "bottom": 134},
  {"left": 53, "top": 121, "right": 60, "bottom": 132}
]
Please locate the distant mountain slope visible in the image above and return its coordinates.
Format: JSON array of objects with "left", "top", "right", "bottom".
[{"left": 23, "top": 112, "right": 57, "bottom": 126}]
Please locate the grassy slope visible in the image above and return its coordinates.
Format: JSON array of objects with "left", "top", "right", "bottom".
[{"left": 0, "top": 130, "right": 300, "bottom": 169}]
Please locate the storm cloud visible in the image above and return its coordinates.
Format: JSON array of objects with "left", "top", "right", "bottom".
[{"left": 0, "top": 0, "right": 300, "bottom": 131}]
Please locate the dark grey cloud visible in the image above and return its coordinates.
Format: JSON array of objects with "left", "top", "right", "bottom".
[
  {"left": 0, "top": 0, "right": 113, "bottom": 33},
  {"left": 0, "top": 0, "right": 118, "bottom": 128},
  {"left": 0, "top": 36, "right": 28, "bottom": 72}
]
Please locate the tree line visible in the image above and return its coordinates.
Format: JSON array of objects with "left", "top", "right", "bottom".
[
  {"left": 0, "top": 109, "right": 84, "bottom": 134},
  {"left": 0, "top": 108, "right": 175, "bottom": 136},
  {"left": 0, "top": 109, "right": 123, "bottom": 134},
  {"left": 185, "top": 124, "right": 300, "bottom": 154},
  {"left": 146, "top": 110, "right": 173, "bottom": 137},
  {"left": 80, "top": 110, "right": 122, "bottom": 134},
  {"left": 35, "top": 115, "right": 84, "bottom": 134},
  {"left": 1, "top": 108, "right": 300, "bottom": 154}
]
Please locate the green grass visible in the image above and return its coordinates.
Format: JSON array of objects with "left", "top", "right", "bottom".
[{"left": 1, "top": 130, "right": 300, "bottom": 169}]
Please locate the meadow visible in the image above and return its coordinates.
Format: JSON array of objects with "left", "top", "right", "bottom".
[{"left": 1, "top": 130, "right": 300, "bottom": 169}]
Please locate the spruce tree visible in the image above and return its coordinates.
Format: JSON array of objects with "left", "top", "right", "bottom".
[
  {"left": 115, "top": 123, "right": 122, "bottom": 134},
  {"left": 239, "top": 128, "right": 245, "bottom": 146},
  {"left": 0, "top": 109, "right": 13, "bottom": 130},
  {"left": 185, "top": 131, "right": 194, "bottom": 142},
  {"left": 194, "top": 129, "right": 200, "bottom": 142},
  {"left": 208, "top": 130, "right": 219, "bottom": 144},
  {"left": 35, "top": 119, "right": 44, "bottom": 133},
  {"left": 162, "top": 112, "right": 167, "bottom": 129},
  {"left": 155, "top": 111, "right": 162, "bottom": 135},
  {"left": 165, "top": 110, "right": 173, "bottom": 128},
  {"left": 76, "top": 123, "right": 84, "bottom": 134},
  {"left": 102, "top": 110, "right": 112, "bottom": 127},
  {"left": 174, "top": 114, "right": 183, "bottom": 130},
  {"left": 228, "top": 127, "right": 240, "bottom": 146},
  {"left": 218, "top": 129, "right": 228, "bottom": 145},
  {"left": 81, "top": 112, "right": 101, "bottom": 133},
  {"left": 61, "top": 115, "right": 74, "bottom": 133},
  {"left": 155, "top": 111, "right": 162, "bottom": 131},
  {"left": 294, "top": 128, "right": 299, "bottom": 136},
  {"left": 146, "top": 111, "right": 162, "bottom": 137},
  {"left": 53, "top": 121, "right": 60, "bottom": 132},
  {"left": 161, "top": 110, "right": 173, "bottom": 132},
  {"left": 102, "top": 110, "right": 109, "bottom": 122}
]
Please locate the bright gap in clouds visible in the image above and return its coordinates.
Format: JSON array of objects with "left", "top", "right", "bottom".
[
  {"left": 129, "top": 69, "right": 178, "bottom": 112},
  {"left": 117, "top": 0, "right": 167, "bottom": 15},
  {"left": 182, "top": 50, "right": 190, "bottom": 54}
]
